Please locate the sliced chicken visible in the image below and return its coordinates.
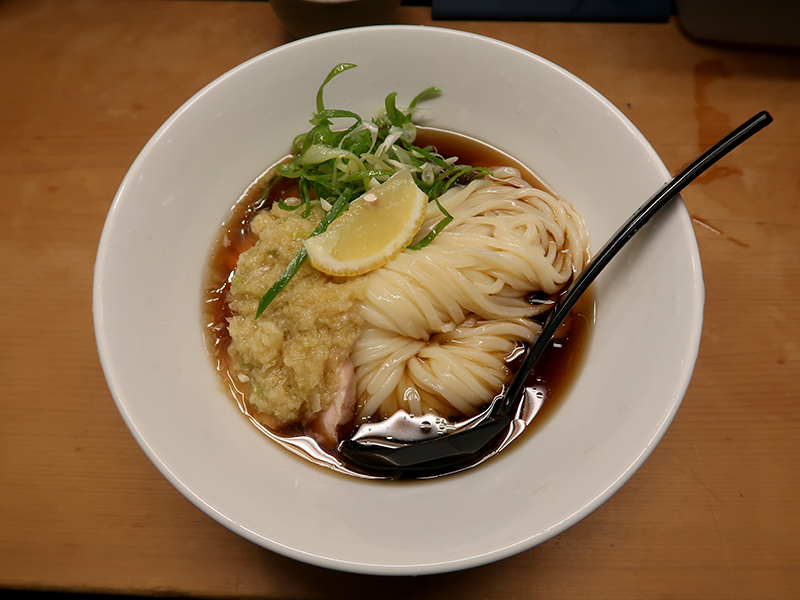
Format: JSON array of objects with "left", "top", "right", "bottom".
[{"left": 309, "top": 359, "right": 357, "bottom": 448}]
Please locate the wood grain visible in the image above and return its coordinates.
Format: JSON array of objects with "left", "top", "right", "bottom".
[{"left": 1, "top": 1, "right": 798, "bottom": 598}]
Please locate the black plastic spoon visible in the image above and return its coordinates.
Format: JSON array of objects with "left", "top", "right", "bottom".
[{"left": 339, "top": 111, "right": 773, "bottom": 478}]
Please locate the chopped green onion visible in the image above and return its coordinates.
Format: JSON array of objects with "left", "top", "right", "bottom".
[
  {"left": 255, "top": 247, "right": 309, "bottom": 318},
  {"left": 383, "top": 92, "right": 405, "bottom": 128},
  {"left": 341, "top": 169, "right": 395, "bottom": 182},
  {"left": 408, "top": 196, "right": 453, "bottom": 250},
  {"left": 316, "top": 63, "right": 357, "bottom": 114},
  {"left": 409, "top": 86, "right": 441, "bottom": 111}
]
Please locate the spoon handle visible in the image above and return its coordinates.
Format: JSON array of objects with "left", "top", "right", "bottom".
[{"left": 501, "top": 110, "right": 773, "bottom": 414}]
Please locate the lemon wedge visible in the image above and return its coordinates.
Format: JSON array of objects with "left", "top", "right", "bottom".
[{"left": 304, "top": 170, "right": 428, "bottom": 277}]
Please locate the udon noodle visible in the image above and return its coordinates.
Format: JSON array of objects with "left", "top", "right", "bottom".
[{"left": 352, "top": 168, "right": 588, "bottom": 421}]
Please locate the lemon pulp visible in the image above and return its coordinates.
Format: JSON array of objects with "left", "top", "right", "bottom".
[{"left": 304, "top": 170, "right": 427, "bottom": 277}]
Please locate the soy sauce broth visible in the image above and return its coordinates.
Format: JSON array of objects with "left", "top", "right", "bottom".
[{"left": 202, "top": 128, "right": 594, "bottom": 478}]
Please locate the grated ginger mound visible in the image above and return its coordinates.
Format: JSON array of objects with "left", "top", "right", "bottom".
[{"left": 226, "top": 203, "right": 366, "bottom": 428}]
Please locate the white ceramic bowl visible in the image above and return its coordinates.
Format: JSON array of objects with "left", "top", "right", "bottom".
[{"left": 93, "top": 26, "right": 703, "bottom": 575}]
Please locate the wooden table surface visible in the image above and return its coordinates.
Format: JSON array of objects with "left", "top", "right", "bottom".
[{"left": 1, "top": 1, "right": 798, "bottom": 598}]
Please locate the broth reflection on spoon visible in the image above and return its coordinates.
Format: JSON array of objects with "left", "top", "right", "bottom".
[{"left": 339, "top": 111, "right": 773, "bottom": 478}]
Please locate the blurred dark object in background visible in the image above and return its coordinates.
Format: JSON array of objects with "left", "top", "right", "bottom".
[
  {"left": 271, "top": 0, "right": 401, "bottom": 38},
  {"left": 430, "top": 0, "right": 671, "bottom": 21},
  {"left": 675, "top": 0, "right": 800, "bottom": 50}
]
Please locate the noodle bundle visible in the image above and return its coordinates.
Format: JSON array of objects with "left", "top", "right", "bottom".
[{"left": 351, "top": 169, "right": 589, "bottom": 421}]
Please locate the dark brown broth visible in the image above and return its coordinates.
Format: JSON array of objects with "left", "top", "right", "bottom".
[{"left": 202, "top": 129, "right": 593, "bottom": 478}]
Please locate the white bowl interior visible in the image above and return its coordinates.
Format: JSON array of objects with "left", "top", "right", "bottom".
[{"left": 93, "top": 26, "right": 703, "bottom": 575}]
